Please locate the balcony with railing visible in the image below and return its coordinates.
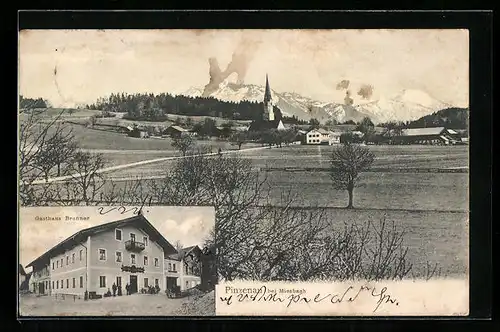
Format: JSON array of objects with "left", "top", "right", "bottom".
[{"left": 125, "top": 240, "right": 145, "bottom": 253}]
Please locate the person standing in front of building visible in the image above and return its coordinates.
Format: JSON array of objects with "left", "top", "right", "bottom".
[
  {"left": 112, "top": 283, "right": 117, "bottom": 297},
  {"left": 125, "top": 283, "right": 130, "bottom": 295}
]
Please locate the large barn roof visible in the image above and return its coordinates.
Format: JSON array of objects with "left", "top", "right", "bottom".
[
  {"left": 27, "top": 214, "right": 177, "bottom": 268},
  {"left": 401, "top": 127, "right": 446, "bottom": 136}
]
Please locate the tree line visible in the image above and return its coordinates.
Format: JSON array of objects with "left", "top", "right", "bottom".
[
  {"left": 86, "top": 92, "right": 283, "bottom": 121},
  {"left": 19, "top": 95, "right": 49, "bottom": 109}
]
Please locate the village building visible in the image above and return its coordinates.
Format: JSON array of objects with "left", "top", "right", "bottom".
[
  {"left": 163, "top": 125, "right": 190, "bottom": 138},
  {"left": 305, "top": 128, "right": 340, "bottom": 145},
  {"left": 165, "top": 245, "right": 202, "bottom": 292},
  {"left": 127, "top": 126, "right": 149, "bottom": 138},
  {"left": 248, "top": 74, "right": 286, "bottom": 132},
  {"left": 26, "top": 214, "right": 177, "bottom": 299},
  {"left": 385, "top": 127, "right": 461, "bottom": 145}
]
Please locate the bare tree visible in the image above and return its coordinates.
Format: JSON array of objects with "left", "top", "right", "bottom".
[
  {"left": 171, "top": 135, "right": 195, "bottom": 156},
  {"left": 229, "top": 131, "right": 247, "bottom": 150},
  {"left": 329, "top": 142, "right": 375, "bottom": 209},
  {"left": 62, "top": 151, "right": 107, "bottom": 205},
  {"left": 174, "top": 240, "right": 184, "bottom": 252},
  {"left": 88, "top": 115, "right": 97, "bottom": 128},
  {"left": 19, "top": 110, "right": 78, "bottom": 203}
]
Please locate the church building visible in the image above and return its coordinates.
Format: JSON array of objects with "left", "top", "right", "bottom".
[{"left": 248, "top": 74, "right": 286, "bottom": 132}]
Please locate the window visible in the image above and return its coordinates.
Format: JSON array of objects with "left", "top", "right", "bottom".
[
  {"left": 154, "top": 258, "right": 159, "bottom": 267},
  {"left": 116, "top": 276, "right": 122, "bottom": 287},
  {"left": 99, "top": 276, "right": 106, "bottom": 288},
  {"left": 52, "top": 281, "right": 54, "bottom": 289},
  {"left": 168, "top": 263, "right": 172, "bottom": 271},
  {"left": 143, "top": 236, "right": 148, "bottom": 246},
  {"left": 130, "top": 233, "right": 136, "bottom": 242},
  {"left": 99, "top": 249, "right": 107, "bottom": 261},
  {"left": 130, "top": 254, "right": 136, "bottom": 265},
  {"left": 173, "top": 263, "right": 176, "bottom": 272},
  {"left": 52, "top": 262, "right": 55, "bottom": 270},
  {"left": 66, "top": 256, "right": 69, "bottom": 265},
  {"left": 155, "top": 279, "right": 159, "bottom": 287},
  {"left": 80, "top": 249, "right": 83, "bottom": 261},
  {"left": 144, "top": 278, "right": 149, "bottom": 288},
  {"left": 115, "top": 229, "right": 122, "bottom": 241},
  {"left": 72, "top": 253, "right": 75, "bottom": 264},
  {"left": 72, "top": 278, "right": 76, "bottom": 288},
  {"left": 144, "top": 256, "right": 148, "bottom": 266},
  {"left": 56, "top": 260, "right": 59, "bottom": 268},
  {"left": 56, "top": 280, "right": 59, "bottom": 289},
  {"left": 80, "top": 276, "right": 83, "bottom": 288},
  {"left": 66, "top": 279, "right": 69, "bottom": 288},
  {"left": 115, "top": 251, "right": 122, "bottom": 263},
  {"left": 61, "top": 280, "right": 63, "bottom": 289}
]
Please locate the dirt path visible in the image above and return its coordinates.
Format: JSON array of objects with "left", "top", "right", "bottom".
[{"left": 32, "top": 144, "right": 295, "bottom": 184}]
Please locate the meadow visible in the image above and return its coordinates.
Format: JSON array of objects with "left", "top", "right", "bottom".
[{"left": 23, "top": 111, "right": 469, "bottom": 278}]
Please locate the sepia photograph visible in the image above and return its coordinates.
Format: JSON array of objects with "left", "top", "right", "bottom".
[
  {"left": 18, "top": 206, "right": 216, "bottom": 316},
  {"left": 18, "top": 28, "right": 469, "bottom": 316}
]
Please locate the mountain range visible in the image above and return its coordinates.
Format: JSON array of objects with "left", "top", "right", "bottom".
[{"left": 178, "top": 79, "right": 454, "bottom": 124}]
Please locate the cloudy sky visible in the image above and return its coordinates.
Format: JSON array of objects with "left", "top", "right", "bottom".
[
  {"left": 19, "top": 29, "right": 469, "bottom": 107},
  {"left": 19, "top": 206, "right": 214, "bottom": 269}
]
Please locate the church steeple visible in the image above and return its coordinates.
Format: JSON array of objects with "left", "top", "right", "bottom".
[
  {"left": 263, "top": 74, "right": 274, "bottom": 121},
  {"left": 264, "top": 74, "right": 272, "bottom": 103}
]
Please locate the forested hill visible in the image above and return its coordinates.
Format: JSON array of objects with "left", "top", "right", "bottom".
[
  {"left": 406, "top": 107, "right": 469, "bottom": 129},
  {"left": 86, "top": 92, "right": 282, "bottom": 121}
]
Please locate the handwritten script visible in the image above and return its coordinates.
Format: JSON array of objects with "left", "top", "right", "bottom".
[
  {"left": 97, "top": 206, "right": 147, "bottom": 216},
  {"left": 219, "top": 284, "right": 399, "bottom": 313}
]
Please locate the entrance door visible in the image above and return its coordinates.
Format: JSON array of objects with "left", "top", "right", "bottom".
[
  {"left": 129, "top": 275, "right": 138, "bottom": 294},
  {"left": 39, "top": 282, "right": 45, "bottom": 295},
  {"left": 166, "top": 277, "right": 177, "bottom": 290}
]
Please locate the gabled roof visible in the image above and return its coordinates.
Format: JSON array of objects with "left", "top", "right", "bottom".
[
  {"left": 167, "top": 125, "right": 188, "bottom": 132},
  {"left": 248, "top": 119, "right": 284, "bottom": 132},
  {"left": 26, "top": 214, "right": 177, "bottom": 268},
  {"left": 401, "top": 127, "right": 446, "bottom": 136},
  {"left": 308, "top": 128, "right": 330, "bottom": 135},
  {"left": 19, "top": 264, "right": 26, "bottom": 276},
  {"left": 166, "top": 245, "right": 201, "bottom": 261}
]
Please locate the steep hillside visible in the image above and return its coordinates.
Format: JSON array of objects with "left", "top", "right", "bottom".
[{"left": 406, "top": 107, "right": 469, "bottom": 129}]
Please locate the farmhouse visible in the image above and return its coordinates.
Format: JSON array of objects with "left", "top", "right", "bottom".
[
  {"left": 305, "top": 129, "right": 340, "bottom": 145},
  {"left": 165, "top": 245, "right": 202, "bottom": 292},
  {"left": 26, "top": 214, "right": 177, "bottom": 299},
  {"left": 248, "top": 74, "right": 286, "bottom": 132},
  {"left": 386, "top": 127, "right": 461, "bottom": 145},
  {"left": 127, "top": 127, "right": 149, "bottom": 138},
  {"left": 164, "top": 125, "right": 190, "bottom": 138}
]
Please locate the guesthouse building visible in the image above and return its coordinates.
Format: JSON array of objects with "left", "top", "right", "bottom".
[{"left": 26, "top": 214, "right": 177, "bottom": 299}]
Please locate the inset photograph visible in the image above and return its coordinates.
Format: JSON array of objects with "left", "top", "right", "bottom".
[{"left": 18, "top": 206, "right": 216, "bottom": 317}]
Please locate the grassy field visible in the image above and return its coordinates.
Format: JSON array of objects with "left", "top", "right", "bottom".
[
  {"left": 38, "top": 122, "right": 257, "bottom": 152},
  {"left": 321, "top": 208, "right": 468, "bottom": 278},
  {"left": 24, "top": 119, "right": 468, "bottom": 278}
]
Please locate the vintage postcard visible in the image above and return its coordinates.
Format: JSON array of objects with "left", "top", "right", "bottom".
[
  {"left": 18, "top": 29, "right": 469, "bottom": 316},
  {"left": 18, "top": 206, "right": 216, "bottom": 316}
]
